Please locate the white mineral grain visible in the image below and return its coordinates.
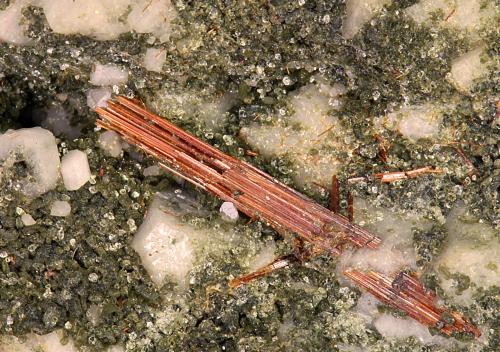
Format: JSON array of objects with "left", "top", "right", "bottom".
[
  {"left": 106, "top": 345, "right": 125, "bottom": 352},
  {"left": 30, "top": 331, "right": 79, "bottom": 352},
  {"left": 86, "top": 87, "right": 112, "bottom": 109},
  {"left": 0, "top": 0, "right": 31, "bottom": 45},
  {"left": 219, "top": 201, "right": 239, "bottom": 222},
  {"left": 199, "top": 92, "right": 238, "bottom": 129},
  {"left": 60, "top": 150, "right": 91, "bottom": 191},
  {"left": 132, "top": 193, "right": 196, "bottom": 287},
  {"left": 277, "top": 317, "right": 295, "bottom": 340},
  {"left": 21, "top": 213, "right": 36, "bottom": 226},
  {"left": 154, "top": 90, "right": 237, "bottom": 130},
  {"left": 41, "top": 0, "right": 131, "bottom": 40},
  {"left": 126, "top": 0, "right": 177, "bottom": 42},
  {"left": 98, "top": 131, "right": 123, "bottom": 158},
  {"left": 435, "top": 205, "right": 499, "bottom": 303},
  {"left": 0, "top": 0, "right": 177, "bottom": 45},
  {"left": 143, "top": 48, "right": 167, "bottom": 73},
  {"left": 132, "top": 192, "right": 241, "bottom": 288},
  {"left": 376, "top": 104, "right": 443, "bottom": 141},
  {"left": 397, "top": 107, "right": 442, "bottom": 140},
  {"left": 89, "top": 63, "right": 129, "bottom": 86},
  {"left": 0, "top": 127, "right": 60, "bottom": 198},
  {"left": 374, "top": 314, "right": 447, "bottom": 344},
  {"left": 40, "top": 0, "right": 176, "bottom": 42},
  {"left": 50, "top": 200, "right": 71, "bottom": 217},
  {"left": 342, "top": 0, "right": 392, "bottom": 39},
  {"left": 86, "top": 304, "right": 103, "bottom": 326},
  {"left": 248, "top": 241, "right": 276, "bottom": 272},
  {"left": 0, "top": 0, "right": 178, "bottom": 44},
  {"left": 353, "top": 292, "right": 379, "bottom": 322},
  {"left": 449, "top": 46, "right": 489, "bottom": 92},
  {"left": 337, "top": 198, "right": 432, "bottom": 277},
  {"left": 406, "top": 0, "right": 495, "bottom": 37},
  {"left": 240, "top": 78, "right": 351, "bottom": 187}
]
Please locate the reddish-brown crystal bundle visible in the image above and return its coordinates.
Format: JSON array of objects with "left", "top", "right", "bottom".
[
  {"left": 95, "top": 96, "right": 480, "bottom": 338},
  {"left": 344, "top": 270, "right": 481, "bottom": 338},
  {"left": 96, "top": 96, "right": 380, "bottom": 255}
]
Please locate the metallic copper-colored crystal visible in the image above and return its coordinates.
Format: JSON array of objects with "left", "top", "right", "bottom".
[
  {"left": 329, "top": 175, "right": 340, "bottom": 214},
  {"left": 347, "top": 166, "right": 443, "bottom": 184},
  {"left": 229, "top": 254, "right": 297, "bottom": 288},
  {"left": 344, "top": 270, "right": 481, "bottom": 338},
  {"left": 95, "top": 96, "right": 479, "bottom": 338},
  {"left": 96, "top": 96, "right": 381, "bottom": 255}
]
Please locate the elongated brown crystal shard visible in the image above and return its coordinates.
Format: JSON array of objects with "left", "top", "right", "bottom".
[
  {"left": 344, "top": 270, "right": 481, "bottom": 338},
  {"left": 95, "top": 96, "right": 381, "bottom": 254}
]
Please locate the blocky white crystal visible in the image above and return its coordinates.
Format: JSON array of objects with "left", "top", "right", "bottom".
[
  {"left": 60, "top": 150, "right": 91, "bottom": 191},
  {"left": 98, "top": 131, "right": 123, "bottom": 158},
  {"left": 0, "top": 127, "right": 60, "bottom": 198},
  {"left": 220, "top": 202, "right": 239, "bottom": 222},
  {"left": 50, "top": 200, "right": 71, "bottom": 217},
  {"left": 90, "top": 63, "right": 128, "bottom": 86}
]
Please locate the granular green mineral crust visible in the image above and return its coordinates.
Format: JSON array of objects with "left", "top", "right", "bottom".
[{"left": 0, "top": 1, "right": 498, "bottom": 351}]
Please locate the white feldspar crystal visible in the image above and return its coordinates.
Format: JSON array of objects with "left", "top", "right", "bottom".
[
  {"left": 98, "top": 131, "right": 123, "bottom": 157},
  {"left": 41, "top": 0, "right": 132, "bottom": 40},
  {"left": 240, "top": 78, "right": 350, "bottom": 188},
  {"left": 60, "top": 150, "right": 91, "bottom": 191},
  {"left": 219, "top": 202, "right": 239, "bottom": 222},
  {"left": 132, "top": 191, "right": 239, "bottom": 288},
  {"left": 154, "top": 90, "right": 238, "bottom": 130},
  {"left": 342, "top": 0, "right": 391, "bottom": 39},
  {"left": 50, "top": 200, "right": 71, "bottom": 217},
  {"left": 40, "top": 0, "right": 177, "bottom": 42},
  {"left": 132, "top": 193, "right": 196, "bottom": 287},
  {"left": 86, "top": 87, "right": 112, "bottom": 109},
  {"left": 198, "top": 92, "right": 238, "bottom": 129},
  {"left": 0, "top": 127, "right": 60, "bottom": 198},
  {"left": 21, "top": 213, "right": 36, "bottom": 226},
  {"left": 89, "top": 63, "right": 129, "bottom": 86},
  {"left": 126, "top": 0, "right": 177, "bottom": 42},
  {"left": 376, "top": 104, "right": 443, "bottom": 141},
  {"left": 435, "top": 205, "right": 499, "bottom": 304},
  {"left": 354, "top": 292, "right": 379, "bottom": 323},
  {"left": 450, "top": 46, "right": 489, "bottom": 92},
  {"left": 0, "top": 0, "right": 31, "bottom": 45},
  {"left": 0, "top": 331, "right": 78, "bottom": 352},
  {"left": 248, "top": 241, "right": 276, "bottom": 272},
  {"left": 337, "top": 198, "right": 432, "bottom": 276},
  {"left": 143, "top": 48, "right": 167, "bottom": 72},
  {"left": 397, "top": 106, "right": 442, "bottom": 140},
  {"left": 289, "top": 80, "right": 346, "bottom": 133},
  {"left": 373, "top": 314, "right": 447, "bottom": 344},
  {"left": 406, "top": 0, "right": 495, "bottom": 37},
  {"left": 1, "top": 0, "right": 177, "bottom": 44}
]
